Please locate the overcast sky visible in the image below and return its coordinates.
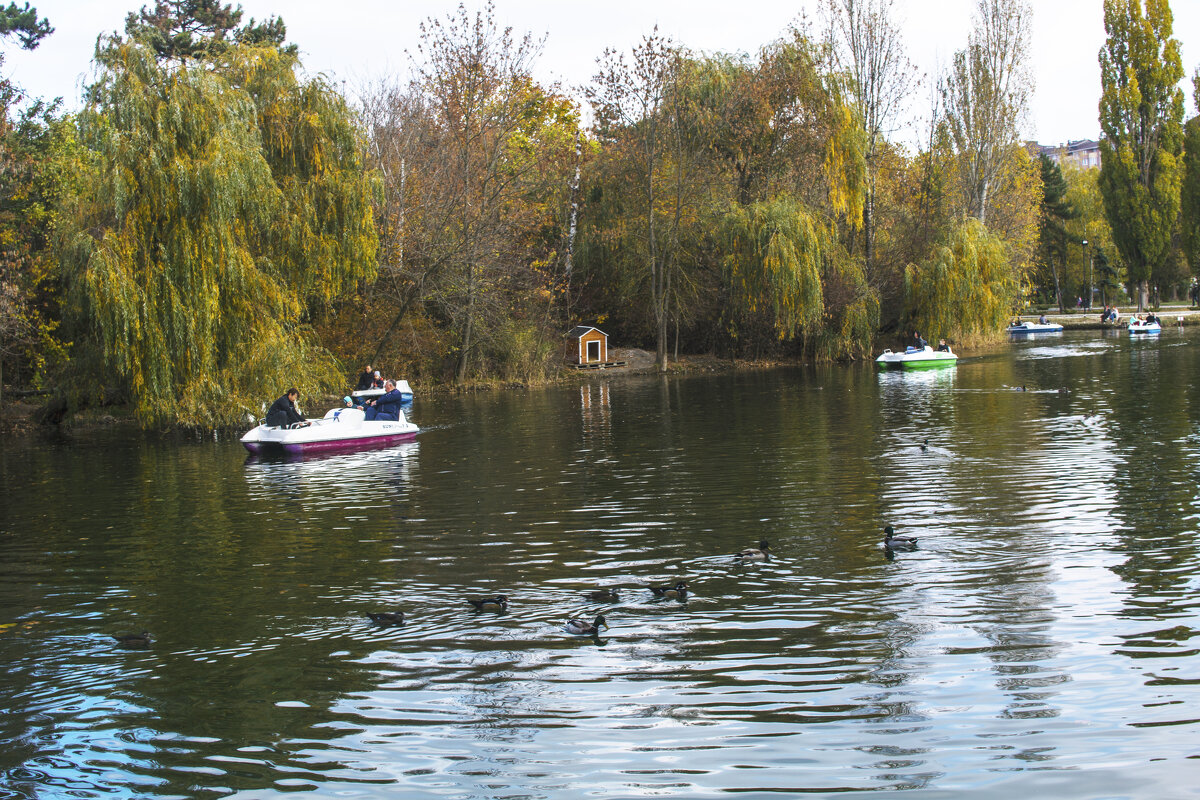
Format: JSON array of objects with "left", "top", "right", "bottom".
[{"left": 5, "top": 0, "right": 1200, "bottom": 147}]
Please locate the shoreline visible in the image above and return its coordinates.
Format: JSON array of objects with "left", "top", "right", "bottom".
[{"left": 4, "top": 314, "right": 1195, "bottom": 436}]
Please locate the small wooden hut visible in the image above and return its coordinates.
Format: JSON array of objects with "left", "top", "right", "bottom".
[{"left": 567, "top": 325, "right": 609, "bottom": 366}]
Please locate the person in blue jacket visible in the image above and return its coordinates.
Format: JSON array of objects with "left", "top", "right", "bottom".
[{"left": 364, "top": 380, "right": 404, "bottom": 421}]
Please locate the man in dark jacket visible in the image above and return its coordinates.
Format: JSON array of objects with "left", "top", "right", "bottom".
[
  {"left": 364, "top": 380, "right": 404, "bottom": 421},
  {"left": 265, "top": 388, "right": 308, "bottom": 428},
  {"left": 354, "top": 365, "right": 374, "bottom": 391}
]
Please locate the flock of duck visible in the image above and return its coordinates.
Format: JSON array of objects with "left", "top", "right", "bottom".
[{"left": 112, "top": 529, "right": 914, "bottom": 647}]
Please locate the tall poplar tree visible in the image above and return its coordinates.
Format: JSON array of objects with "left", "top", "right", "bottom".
[
  {"left": 1097, "top": 0, "right": 1183, "bottom": 311},
  {"left": 1180, "top": 70, "right": 1200, "bottom": 276}
]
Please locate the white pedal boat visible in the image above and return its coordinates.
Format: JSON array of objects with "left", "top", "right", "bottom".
[
  {"left": 241, "top": 406, "right": 418, "bottom": 455},
  {"left": 1127, "top": 320, "right": 1161, "bottom": 334},
  {"left": 351, "top": 379, "right": 414, "bottom": 402},
  {"left": 875, "top": 345, "right": 958, "bottom": 370}
]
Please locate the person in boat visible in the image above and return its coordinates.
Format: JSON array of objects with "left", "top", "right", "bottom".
[
  {"left": 1038, "top": 313, "right": 1049, "bottom": 324},
  {"left": 936, "top": 339, "right": 950, "bottom": 352},
  {"left": 1145, "top": 312, "right": 1158, "bottom": 325},
  {"left": 911, "top": 332, "right": 928, "bottom": 351},
  {"left": 355, "top": 365, "right": 375, "bottom": 392},
  {"left": 265, "top": 388, "right": 308, "bottom": 428},
  {"left": 364, "top": 380, "right": 405, "bottom": 421}
]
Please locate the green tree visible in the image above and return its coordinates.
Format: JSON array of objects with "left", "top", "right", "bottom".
[
  {"left": 1180, "top": 71, "right": 1200, "bottom": 276},
  {"left": 123, "top": 0, "right": 291, "bottom": 63},
  {"left": 1037, "top": 154, "right": 1076, "bottom": 310},
  {"left": 0, "top": 2, "right": 51, "bottom": 48},
  {"left": 1098, "top": 0, "right": 1184, "bottom": 311},
  {"left": 57, "top": 40, "right": 375, "bottom": 426}
]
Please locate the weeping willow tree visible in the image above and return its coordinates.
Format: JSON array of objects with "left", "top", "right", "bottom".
[
  {"left": 57, "top": 40, "right": 376, "bottom": 426},
  {"left": 722, "top": 196, "right": 878, "bottom": 359},
  {"left": 905, "top": 218, "right": 1017, "bottom": 344}
]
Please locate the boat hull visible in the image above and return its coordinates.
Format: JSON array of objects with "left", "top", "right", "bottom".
[
  {"left": 1007, "top": 323, "right": 1063, "bottom": 334},
  {"left": 1128, "top": 323, "right": 1161, "bottom": 334},
  {"left": 241, "top": 407, "right": 418, "bottom": 455},
  {"left": 875, "top": 347, "right": 958, "bottom": 371}
]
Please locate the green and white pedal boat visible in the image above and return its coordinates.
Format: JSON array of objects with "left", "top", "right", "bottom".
[{"left": 875, "top": 345, "right": 958, "bottom": 371}]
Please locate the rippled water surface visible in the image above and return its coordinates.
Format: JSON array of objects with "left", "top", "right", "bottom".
[{"left": 3, "top": 329, "right": 1200, "bottom": 798}]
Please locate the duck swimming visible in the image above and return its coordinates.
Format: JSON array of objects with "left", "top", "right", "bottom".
[
  {"left": 649, "top": 581, "right": 689, "bottom": 600},
  {"left": 734, "top": 540, "right": 771, "bottom": 561},
  {"left": 564, "top": 614, "right": 608, "bottom": 636},
  {"left": 112, "top": 631, "right": 153, "bottom": 649},
  {"left": 583, "top": 588, "right": 620, "bottom": 602},
  {"left": 467, "top": 595, "right": 508, "bottom": 612},
  {"left": 882, "top": 525, "right": 918, "bottom": 551},
  {"left": 366, "top": 611, "right": 405, "bottom": 626}
]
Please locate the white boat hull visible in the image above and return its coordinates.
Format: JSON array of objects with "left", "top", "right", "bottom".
[
  {"left": 1128, "top": 322, "right": 1161, "bottom": 334},
  {"left": 241, "top": 406, "right": 418, "bottom": 455}
]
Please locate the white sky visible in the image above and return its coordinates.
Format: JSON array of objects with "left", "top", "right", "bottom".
[{"left": 4, "top": 0, "right": 1200, "bottom": 147}]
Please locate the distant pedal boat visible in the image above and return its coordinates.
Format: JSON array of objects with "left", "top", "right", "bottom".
[
  {"left": 351, "top": 379, "right": 414, "bottom": 402},
  {"left": 875, "top": 345, "right": 957, "bottom": 371},
  {"left": 1006, "top": 321, "right": 1063, "bottom": 334},
  {"left": 1127, "top": 320, "right": 1161, "bottom": 334},
  {"left": 241, "top": 406, "right": 418, "bottom": 455}
]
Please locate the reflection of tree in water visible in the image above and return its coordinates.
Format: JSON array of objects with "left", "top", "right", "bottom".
[{"left": 1104, "top": 342, "right": 1200, "bottom": 623}]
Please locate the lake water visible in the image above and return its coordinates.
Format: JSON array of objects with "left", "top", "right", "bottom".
[{"left": 2, "top": 329, "right": 1199, "bottom": 799}]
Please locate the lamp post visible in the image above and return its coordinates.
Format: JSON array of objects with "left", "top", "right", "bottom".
[{"left": 1083, "top": 239, "right": 1092, "bottom": 310}]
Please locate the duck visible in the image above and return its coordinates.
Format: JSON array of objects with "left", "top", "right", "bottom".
[
  {"left": 467, "top": 595, "right": 508, "bottom": 612},
  {"left": 734, "top": 540, "right": 771, "bottom": 561},
  {"left": 919, "top": 439, "right": 929, "bottom": 452},
  {"left": 564, "top": 614, "right": 608, "bottom": 636},
  {"left": 112, "top": 631, "right": 153, "bottom": 649},
  {"left": 366, "top": 611, "right": 405, "bottom": 626},
  {"left": 882, "top": 525, "right": 918, "bottom": 551},
  {"left": 582, "top": 588, "right": 620, "bottom": 602},
  {"left": 649, "top": 581, "right": 689, "bottom": 600}
]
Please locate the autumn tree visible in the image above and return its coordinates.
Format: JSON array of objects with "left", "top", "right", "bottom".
[
  {"left": 1098, "top": 0, "right": 1183, "bottom": 311},
  {"left": 822, "top": 0, "right": 915, "bottom": 282},
  {"left": 587, "top": 29, "right": 684, "bottom": 372},
  {"left": 940, "top": 0, "right": 1031, "bottom": 223},
  {"left": 56, "top": 37, "right": 376, "bottom": 426},
  {"left": 358, "top": 3, "right": 578, "bottom": 384},
  {"left": 0, "top": 1, "right": 53, "bottom": 403}
]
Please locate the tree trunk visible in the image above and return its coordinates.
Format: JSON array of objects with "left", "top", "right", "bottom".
[
  {"left": 457, "top": 258, "right": 477, "bottom": 383},
  {"left": 1138, "top": 279, "right": 1148, "bottom": 312},
  {"left": 1049, "top": 259, "right": 1064, "bottom": 312}
]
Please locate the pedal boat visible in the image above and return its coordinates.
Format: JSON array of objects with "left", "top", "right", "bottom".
[
  {"left": 875, "top": 345, "right": 958, "bottom": 371},
  {"left": 1127, "top": 320, "right": 1162, "bottom": 334},
  {"left": 241, "top": 406, "right": 418, "bottom": 455},
  {"left": 351, "top": 379, "right": 414, "bottom": 403},
  {"left": 1007, "top": 321, "right": 1063, "bottom": 334}
]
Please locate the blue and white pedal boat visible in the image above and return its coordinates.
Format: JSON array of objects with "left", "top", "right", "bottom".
[
  {"left": 1127, "top": 320, "right": 1161, "bottom": 335},
  {"left": 1007, "top": 321, "right": 1063, "bottom": 335}
]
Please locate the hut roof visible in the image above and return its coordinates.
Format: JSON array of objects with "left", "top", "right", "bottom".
[{"left": 566, "top": 326, "right": 607, "bottom": 339}]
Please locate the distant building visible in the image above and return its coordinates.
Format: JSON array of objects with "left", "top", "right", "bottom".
[{"left": 1036, "top": 139, "right": 1101, "bottom": 170}]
